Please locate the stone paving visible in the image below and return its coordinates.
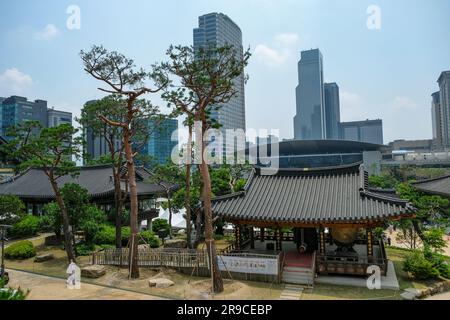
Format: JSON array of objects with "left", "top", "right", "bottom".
[{"left": 6, "top": 269, "right": 166, "bottom": 300}]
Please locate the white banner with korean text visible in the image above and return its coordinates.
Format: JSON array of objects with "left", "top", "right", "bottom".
[{"left": 217, "top": 255, "right": 279, "bottom": 275}]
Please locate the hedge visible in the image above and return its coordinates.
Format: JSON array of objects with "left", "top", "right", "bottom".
[{"left": 4, "top": 241, "right": 36, "bottom": 260}]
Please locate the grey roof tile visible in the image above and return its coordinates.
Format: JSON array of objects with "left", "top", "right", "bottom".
[
  {"left": 0, "top": 165, "right": 169, "bottom": 200},
  {"left": 212, "top": 164, "right": 415, "bottom": 224}
]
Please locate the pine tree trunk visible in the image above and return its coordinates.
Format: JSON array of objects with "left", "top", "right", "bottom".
[
  {"left": 124, "top": 127, "right": 140, "bottom": 279},
  {"left": 185, "top": 124, "right": 192, "bottom": 248},
  {"left": 50, "top": 179, "right": 76, "bottom": 262},
  {"left": 113, "top": 169, "right": 122, "bottom": 249},
  {"left": 198, "top": 114, "right": 224, "bottom": 292},
  {"left": 185, "top": 163, "right": 192, "bottom": 248},
  {"left": 167, "top": 191, "right": 173, "bottom": 239}
]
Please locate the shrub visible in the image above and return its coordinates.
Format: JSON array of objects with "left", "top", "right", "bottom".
[
  {"left": 94, "top": 225, "right": 133, "bottom": 246},
  {"left": 121, "top": 226, "right": 131, "bottom": 246},
  {"left": 0, "top": 287, "right": 28, "bottom": 300},
  {"left": 4, "top": 241, "right": 36, "bottom": 260},
  {"left": 403, "top": 251, "right": 440, "bottom": 280},
  {"left": 152, "top": 218, "right": 170, "bottom": 234},
  {"left": 79, "top": 205, "right": 106, "bottom": 245},
  {"left": 10, "top": 216, "right": 40, "bottom": 238},
  {"left": 214, "top": 234, "right": 224, "bottom": 241},
  {"left": 139, "top": 230, "right": 160, "bottom": 248},
  {"left": 74, "top": 243, "right": 96, "bottom": 256},
  {"left": 94, "top": 225, "right": 116, "bottom": 245}
]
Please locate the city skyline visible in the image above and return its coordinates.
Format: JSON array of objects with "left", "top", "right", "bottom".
[{"left": 0, "top": 1, "right": 449, "bottom": 143}]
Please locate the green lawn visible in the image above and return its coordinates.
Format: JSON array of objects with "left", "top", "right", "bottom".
[{"left": 301, "top": 284, "right": 401, "bottom": 300}]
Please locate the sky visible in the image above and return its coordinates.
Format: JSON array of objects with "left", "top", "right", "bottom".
[{"left": 0, "top": 0, "right": 449, "bottom": 143}]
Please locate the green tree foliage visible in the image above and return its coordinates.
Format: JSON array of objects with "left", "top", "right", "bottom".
[
  {"left": 2, "top": 121, "right": 82, "bottom": 262},
  {"left": 150, "top": 161, "right": 184, "bottom": 238},
  {"left": 0, "top": 195, "right": 26, "bottom": 225},
  {"left": 41, "top": 202, "right": 63, "bottom": 238},
  {"left": 368, "top": 174, "right": 398, "bottom": 189},
  {"left": 10, "top": 216, "right": 40, "bottom": 238},
  {"left": 40, "top": 184, "right": 106, "bottom": 249},
  {"left": 397, "top": 182, "right": 449, "bottom": 240}
]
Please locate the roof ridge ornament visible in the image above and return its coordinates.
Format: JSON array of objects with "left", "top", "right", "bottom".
[{"left": 359, "top": 164, "right": 366, "bottom": 193}]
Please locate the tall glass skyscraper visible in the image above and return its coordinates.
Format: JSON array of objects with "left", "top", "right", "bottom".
[
  {"left": 438, "top": 71, "right": 450, "bottom": 147},
  {"left": 324, "top": 83, "right": 340, "bottom": 140},
  {"left": 431, "top": 91, "right": 442, "bottom": 147},
  {"left": 140, "top": 118, "right": 178, "bottom": 165},
  {"left": 193, "top": 13, "right": 246, "bottom": 133},
  {"left": 294, "top": 49, "right": 326, "bottom": 140}
]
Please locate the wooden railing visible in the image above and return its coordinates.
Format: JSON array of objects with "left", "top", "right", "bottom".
[{"left": 92, "top": 248, "right": 209, "bottom": 268}]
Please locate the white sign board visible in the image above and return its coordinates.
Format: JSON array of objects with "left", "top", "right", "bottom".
[{"left": 217, "top": 255, "right": 278, "bottom": 275}]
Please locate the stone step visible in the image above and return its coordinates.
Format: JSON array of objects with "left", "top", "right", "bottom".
[
  {"left": 283, "top": 278, "right": 314, "bottom": 285},
  {"left": 283, "top": 274, "right": 314, "bottom": 280},
  {"left": 283, "top": 267, "right": 313, "bottom": 274},
  {"left": 279, "top": 285, "right": 304, "bottom": 300}
]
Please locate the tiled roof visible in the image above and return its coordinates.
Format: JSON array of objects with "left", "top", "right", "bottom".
[
  {"left": 212, "top": 163, "right": 415, "bottom": 224},
  {"left": 413, "top": 175, "right": 450, "bottom": 197},
  {"left": 0, "top": 165, "right": 170, "bottom": 200}
]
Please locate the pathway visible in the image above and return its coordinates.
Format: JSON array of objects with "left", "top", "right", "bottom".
[
  {"left": 5, "top": 269, "right": 166, "bottom": 300},
  {"left": 425, "top": 292, "right": 450, "bottom": 300},
  {"left": 279, "top": 284, "right": 304, "bottom": 300}
]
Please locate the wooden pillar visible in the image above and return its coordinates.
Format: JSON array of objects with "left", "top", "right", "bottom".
[
  {"left": 319, "top": 228, "right": 326, "bottom": 255},
  {"left": 260, "top": 228, "right": 265, "bottom": 242},
  {"left": 235, "top": 224, "right": 242, "bottom": 250},
  {"left": 250, "top": 227, "right": 255, "bottom": 249},
  {"left": 276, "top": 228, "right": 282, "bottom": 251},
  {"left": 366, "top": 228, "right": 374, "bottom": 263}
]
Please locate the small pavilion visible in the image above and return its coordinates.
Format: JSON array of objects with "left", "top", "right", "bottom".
[{"left": 212, "top": 163, "right": 416, "bottom": 278}]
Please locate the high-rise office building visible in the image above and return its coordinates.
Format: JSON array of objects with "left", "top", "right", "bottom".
[
  {"left": 82, "top": 100, "right": 121, "bottom": 163},
  {"left": 294, "top": 49, "right": 326, "bottom": 140},
  {"left": 83, "top": 99, "right": 178, "bottom": 166},
  {"left": 324, "top": 83, "right": 340, "bottom": 140},
  {"left": 0, "top": 96, "right": 72, "bottom": 138},
  {"left": 438, "top": 71, "right": 450, "bottom": 147},
  {"left": 340, "top": 119, "right": 384, "bottom": 145},
  {"left": 431, "top": 91, "right": 442, "bottom": 148},
  {"left": 138, "top": 118, "right": 178, "bottom": 165},
  {"left": 47, "top": 108, "right": 72, "bottom": 128},
  {"left": 193, "top": 13, "right": 246, "bottom": 134}
]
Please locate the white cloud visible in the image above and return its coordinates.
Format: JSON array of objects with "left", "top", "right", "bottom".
[
  {"left": 254, "top": 44, "right": 288, "bottom": 66},
  {"left": 274, "top": 33, "right": 300, "bottom": 46},
  {"left": 0, "top": 68, "right": 33, "bottom": 95},
  {"left": 35, "top": 24, "right": 61, "bottom": 40},
  {"left": 254, "top": 32, "right": 302, "bottom": 67}
]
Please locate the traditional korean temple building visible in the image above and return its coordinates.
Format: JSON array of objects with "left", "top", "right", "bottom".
[
  {"left": 0, "top": 164, "right": 173, "bottom": 221},
  {"left": 413, "top": 175, "right": 450, "bottom": 198},
  {"left": 212, "top": 163, "right": 415, "bottom": 281}
]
